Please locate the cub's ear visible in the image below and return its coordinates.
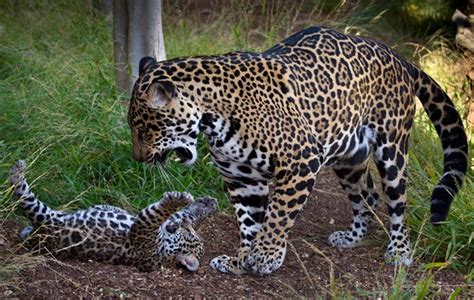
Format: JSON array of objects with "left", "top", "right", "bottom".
[
  {"left": 145, "top": 81, "right": 176, "bottom": 109},
  {"left": 139, "top": 56, "right": 157, "bottom": 75}
]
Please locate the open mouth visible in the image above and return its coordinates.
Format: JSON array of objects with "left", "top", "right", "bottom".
[
  {"left": 174, "top": 147, "right": 193, "bottom": 163},
  {"left": 151, "top": 147, "right": 193, "bottom": 165}
]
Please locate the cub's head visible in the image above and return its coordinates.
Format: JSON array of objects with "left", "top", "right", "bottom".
[
  {"left": 127, "top": 56, "right": 201, "bottom": 166},
  {"left": 156, "top": 196, "right": 217, "bottom": 272},
  {"left": 157, "top": 218, "right": 204, "bottom": 272}
]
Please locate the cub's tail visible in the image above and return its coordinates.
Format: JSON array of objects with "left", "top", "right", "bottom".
[
  {"left": 411, "top": 68, "right": 468, "bottom": 224},
  {"left": 8, "top": 160, "right": 63, "bottom": 228}
]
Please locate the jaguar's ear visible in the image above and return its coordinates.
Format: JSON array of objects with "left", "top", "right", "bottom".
[
  {"left": 139, "top": 56, "right": 157, "bottom": 75},
  {"left": 145, "top": 81, "right": 176, "bottom": 109}
]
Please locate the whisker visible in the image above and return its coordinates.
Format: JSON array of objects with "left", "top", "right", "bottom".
[
  {"left": 163, "top": 164, "right": 188, "bottom": 192},
  {"left": 158, "top": 164, "right": 174, "bottom": 190}
]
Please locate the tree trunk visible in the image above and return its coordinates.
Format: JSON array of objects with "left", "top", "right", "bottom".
[
  {"left": 143, "top": 0, "right": 166, "bottom": 62},
  {"left": 127, "top": 0, "right": 145, "bottom": 93},
  {"left": 113, "top": 0, "right": 166, "bottom": 96},
  {"left": 113, "top": 0, "right": 129, "bottom": 95}
]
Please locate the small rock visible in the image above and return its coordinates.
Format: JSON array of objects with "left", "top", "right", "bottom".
[
  {"left": 329, "top": 218, "right": 335, "bottom": 225},
  {"left": 196, "top": 268, "right": 205, "bottom": 275}
]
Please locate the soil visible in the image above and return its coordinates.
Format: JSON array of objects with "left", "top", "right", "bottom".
[{"left": 0, "top": 170, "right": 471, "bottom": 298}]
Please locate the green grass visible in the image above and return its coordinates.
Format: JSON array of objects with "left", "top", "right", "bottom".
[
  {"left": 0, "top": 1, "right": 227, "bottom": 216},
  {"left": 408, "top": 118, "right": 473, "bottom": 270},
  {"left": 0, "top": 0, "right": 472, "bottom": 295}
]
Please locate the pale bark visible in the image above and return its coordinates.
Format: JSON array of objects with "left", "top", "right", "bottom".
[
  {"left": 143, "top": 0, "right": 166, "bottom": 62},
  {"left": 113, "top": 0, "right": 166, "bottom": 95},
  {"left": 127, "top": 0, "right": 144, "bottom": 92},
  {"left": 113, "top": 0, "right": 129, "bottom": 95}
]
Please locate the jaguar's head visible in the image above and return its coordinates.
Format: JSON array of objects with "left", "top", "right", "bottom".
[
  {"left": 157, "top": 196, "right": 217, "bottom": 272},
  {"left": 157, "top": 218, "right": 204, "bottom": 272},
  {"left": 127, "top": 56, "right": 201, "bottom": 166}
]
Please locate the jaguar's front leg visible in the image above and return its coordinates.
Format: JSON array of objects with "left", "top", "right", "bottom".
[
  {"left": 244, "top": 160, "right": 320, "bottom": 274},
  {"left": 210, "top": 178, "right": 268, "bottom": 275}
]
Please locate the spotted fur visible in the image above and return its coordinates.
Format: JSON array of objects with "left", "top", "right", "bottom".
[
  {"left": 8, "top": 160, "right": 217, "bottom": 272},
  {"left": 127, "top": 26, "right": 468, "bottom": 274}
]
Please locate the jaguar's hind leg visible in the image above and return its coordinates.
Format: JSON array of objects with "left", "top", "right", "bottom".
[
  {"left": 374, "top": 139, "right": 412, "bottom": 266},
  {"left": 328, "top": 126, "right": 379, "bottom": 248},
  {"left": 329, "top": 162, "right": 380, "bottom": 248},
  {"left": 134, "top": 192, "right": 194, "bottom": 229},
  {"left": 8, "top": 160, "right": 64, "bottom": 226},
  {"left": 129, "top": 192, "right": 193, "bottom": 253},
  {"left": 167, "top": 196, "right": 218, "bottom": 225}
]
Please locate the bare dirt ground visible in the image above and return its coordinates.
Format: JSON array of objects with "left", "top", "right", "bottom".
[{"left": 0, "top": 170, "right": 471, "bottom": 298}]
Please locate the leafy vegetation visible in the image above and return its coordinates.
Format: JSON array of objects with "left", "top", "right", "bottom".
[{"left": 0, "top": 0, "right": 472, "bottom": 296}]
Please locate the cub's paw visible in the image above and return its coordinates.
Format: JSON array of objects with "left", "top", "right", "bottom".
[
  {"left": 186, "top": 197, "right": 218, "bottom": 219},
  {"left": 8, "top": 160, "right": 26, "bottom": 187},
  {"left": 19, "top": 226, "right": 33, "bottom": 241},
  {"left": 161, "top": 191, "right": 194, "bottom": 207}
]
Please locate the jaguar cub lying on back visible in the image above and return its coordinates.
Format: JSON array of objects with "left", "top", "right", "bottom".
[{"left": 8, "top": 160, "right": 217, "bottom": 272}]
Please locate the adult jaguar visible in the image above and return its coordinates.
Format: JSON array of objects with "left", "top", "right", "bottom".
[
  {"left": 8, "top": 160, "right": 217, "bottom": 272},
  {"left": 127, "top": 26, "right": 468, "bottom": 275}
]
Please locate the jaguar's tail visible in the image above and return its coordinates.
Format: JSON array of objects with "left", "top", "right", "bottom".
[
  {"left": 8, "top": 160, "right": 62, "bottom": 227},
  {"left": 411, "top": 67, "right": 469, "bottom": 224}
]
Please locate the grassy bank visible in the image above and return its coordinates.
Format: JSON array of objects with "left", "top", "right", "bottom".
[{"left": 0, "top": 0, "right": 472, "bottom": 295}]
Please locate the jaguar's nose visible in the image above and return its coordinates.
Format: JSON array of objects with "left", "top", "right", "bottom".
[
  {"left": 132, "top": 149, "right": 146, "bottom": 162},
  {"left": 131, "top": 129, "right": 146, "bottom": 162}
]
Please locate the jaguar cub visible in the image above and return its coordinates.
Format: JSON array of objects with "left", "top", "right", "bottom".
[{"left": 8, "top": 160, "right": 217, "bottom": 272}]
